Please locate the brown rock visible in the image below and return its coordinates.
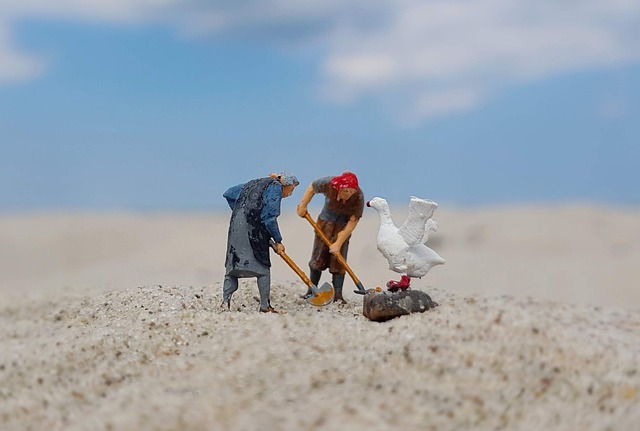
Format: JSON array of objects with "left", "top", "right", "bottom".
[{"left": 362, "top": 289, "right": 438, "bottom": 322}]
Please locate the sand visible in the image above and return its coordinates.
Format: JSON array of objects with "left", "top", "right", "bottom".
[{"left": 1, "top": 205, "right": 639, "bottom": 430}]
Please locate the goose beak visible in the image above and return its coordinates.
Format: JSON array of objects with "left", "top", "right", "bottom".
[{"left": 366, "top": 201, "right": 371, "bottom": 207}]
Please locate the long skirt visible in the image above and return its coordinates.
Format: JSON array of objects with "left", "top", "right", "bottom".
[{"left": 225, "top": 205, "right": 270, "bottom": 278}]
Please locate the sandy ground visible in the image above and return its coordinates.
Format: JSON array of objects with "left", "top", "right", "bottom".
[{"left": 1, "top": 205, "right": 639, "bottom": 430}]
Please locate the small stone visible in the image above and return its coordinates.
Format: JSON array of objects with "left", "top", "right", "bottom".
[{"left": 362, "top": 289, "right": 438, "bottom": 322}]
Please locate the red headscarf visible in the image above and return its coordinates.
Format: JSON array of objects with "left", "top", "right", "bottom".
[{"left": 330, "top": 171, "right": 359, "bottom": 190}]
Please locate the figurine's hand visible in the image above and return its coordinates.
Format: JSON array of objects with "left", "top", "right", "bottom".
[
  {"left": 329, "top": 242, "right": 341, "bottom": 255},
  {"left": 274, "top": 242, "right": 285, "bottom": 254},
  {"left": 296, "top": 205, "right": 307, "bottom": 218}
]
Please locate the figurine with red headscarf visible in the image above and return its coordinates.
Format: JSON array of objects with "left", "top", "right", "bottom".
[{"left": 296, "top": 171, "right": 364, "bottom": 304}]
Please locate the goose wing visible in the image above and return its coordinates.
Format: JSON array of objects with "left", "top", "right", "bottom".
[
  {"left": 421, "top": 218, "right": 439, "bottom": 244},
  {"left": 398, "top": 196, "right": 438, "bottom": 246}
]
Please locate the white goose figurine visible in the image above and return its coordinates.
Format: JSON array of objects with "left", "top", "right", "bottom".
[{"left": 367, "top": 196, "right": 445, "bottom": 291}]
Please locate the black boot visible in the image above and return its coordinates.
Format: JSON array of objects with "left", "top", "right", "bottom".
[{"left": 332, "top": 273, "right": 347, "bottom": 304}]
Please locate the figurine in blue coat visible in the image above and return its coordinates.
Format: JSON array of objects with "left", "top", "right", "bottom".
[{"left": 222, "top": 171, "right": 299, "bottom": 312}]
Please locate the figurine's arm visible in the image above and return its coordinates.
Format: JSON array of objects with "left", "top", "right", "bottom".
[
  {"left": 296, "top": 183, "right": 315, "bottom": 217},
  {"left": 223, "top": 184, "right": 244, "bottom": 210},
  {"left": 330, "top": 215, "right": 359, "bottom": 255},
  {"left": 261, "top": 183, "right": 284, "bottom": 244}
]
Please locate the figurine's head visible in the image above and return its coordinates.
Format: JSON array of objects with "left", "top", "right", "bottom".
[
  {"left": 270, "top": 171, "right": 299, "bottom": 198},
  {"left": 282, "top": 184, "right": 297, "bottom": 198},
  {"left": 331, "top": 171, "right": 359, "bottom": 203},
  {"left": 336, "top": 187, "right": 357, "bottom": 203}
]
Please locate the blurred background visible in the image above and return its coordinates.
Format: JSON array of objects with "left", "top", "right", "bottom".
[{"left": 1, "top": 1, "right": 639, "bottom": 307}]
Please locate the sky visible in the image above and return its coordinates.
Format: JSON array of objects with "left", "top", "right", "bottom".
[{"left": 1, "top": 0, "right": 639, "bottom": 211}]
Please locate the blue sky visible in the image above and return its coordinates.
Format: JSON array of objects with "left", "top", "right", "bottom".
[{"left": 1, "top": 1, "right": 639, "bottom": 211}]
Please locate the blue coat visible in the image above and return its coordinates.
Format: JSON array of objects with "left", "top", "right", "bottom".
[{"left": 223, "top": 177, "right": 283, "bottom": 276}]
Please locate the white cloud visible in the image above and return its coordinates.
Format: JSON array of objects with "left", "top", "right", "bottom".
[
  {"left": 0, "top": 0, "right": 177, "bottom": 22},
  {"left": 0, "top": 23, "right": 44, "bottom": 82},
  {"left": 323, "top": 53, "right": 398, "bottom": 101},
  {"left": 319, "top": 0, "right": 640, "bottom": 120},
  {"left": 1, "top": 0, "right": 639, "bottom": 121}
]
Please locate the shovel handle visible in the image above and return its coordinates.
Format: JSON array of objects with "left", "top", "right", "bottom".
[
  {"left": 270, "top": 241, "right": 314, "bottom": 289},
  {"left": 303, "top": 213, "right": 366, "bottom": 292}
]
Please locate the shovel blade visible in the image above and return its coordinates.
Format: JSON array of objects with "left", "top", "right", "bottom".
[{"left": 307, "top": 282, "right": 335, "bottom": 307}]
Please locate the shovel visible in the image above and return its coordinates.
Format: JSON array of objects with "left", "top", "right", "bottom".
[
  {"left": 270, "top": 240, "right": 335, "bottom": 306},
  {"left": 303, "top": 213, "right": 367, "bottom": 295}
]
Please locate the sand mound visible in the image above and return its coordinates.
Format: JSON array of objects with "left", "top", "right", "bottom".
[{"left": 2, "top": 283, "right": 639, "bottom": 430}]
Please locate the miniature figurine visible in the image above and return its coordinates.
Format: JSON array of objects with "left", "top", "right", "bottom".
[
  {"left": 296, "top": 171, "right": 364, "bottom": 304},
  {"left": 222, "top": 171, "right": 299, "bottom": 312},
  {"left": 366, "top": 196, "right": 445, "bottom": 291}
]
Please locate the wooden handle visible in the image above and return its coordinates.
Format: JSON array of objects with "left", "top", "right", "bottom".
[
  {"left": 303, "top": 213, "right": 364, "bottom": 289},
  {"left": 271, "top": 242, "right": 313, "bottom": 288}
]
